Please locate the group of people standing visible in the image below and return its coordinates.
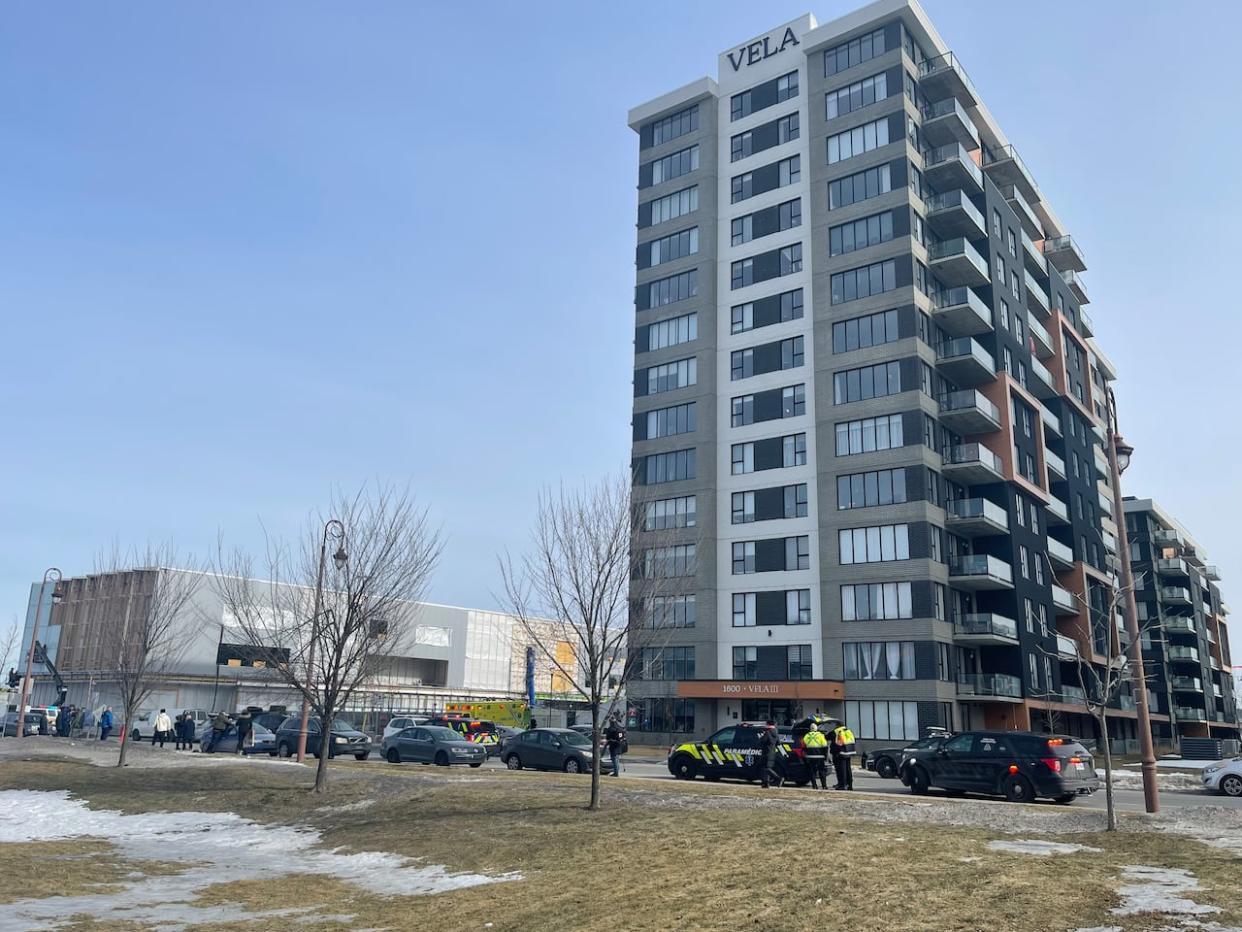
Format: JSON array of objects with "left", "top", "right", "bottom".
[{"left": 759, "top": 719, "right": 856, "bottom": 790}]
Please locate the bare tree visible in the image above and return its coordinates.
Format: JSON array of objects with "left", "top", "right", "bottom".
[
  {"left": 499, "top": 474, "right": 683, "bottom": 812},
  {"left": 215, "top": 485, "right": 442, "bottom": 794},
  {"left": 95, "top": 545, "right": 203, "bottom": 768},
  {"left": 1035, "top": 562, "right": 1157, "bottom": 830},
  {"left": 1, "top": 616, "right": 20, "bottom": 736}
]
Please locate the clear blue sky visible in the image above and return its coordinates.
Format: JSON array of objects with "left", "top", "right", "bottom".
[{"left": 3, "top": 2, "right": 1241, "bottom": 657}]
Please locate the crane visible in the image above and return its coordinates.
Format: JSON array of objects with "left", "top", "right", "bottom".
[{"left": 32, "top": 641, "right": 68, "bottom": 709}]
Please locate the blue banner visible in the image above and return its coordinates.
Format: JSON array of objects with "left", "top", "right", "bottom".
[{"left": 525, "top": 647, "right": 536, "bottom": 707}]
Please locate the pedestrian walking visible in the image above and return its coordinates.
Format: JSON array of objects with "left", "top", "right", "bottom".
[
  {"left": 759, "top": 720, "right": 783, "bottom": 788},
  {"left": 831, "top": 722, "right": 857, "bottom": 790},
  {"left": 153, "top": 709, "right": 173, "bottom": 748},
  {"left": 605, "top": 716, "right": 626, "bottom": 777},
  {"left": 802, "top": 722, "right": 829, "bottom": 790},
  {"left": 234, "top": 710, "right": 252, "bottom": 755},
  {"left": 99, "top": 707, "right": 114, "bottom": 742},
  {"left": 527, "top": 718, "right": 538, "bottom": 730}
]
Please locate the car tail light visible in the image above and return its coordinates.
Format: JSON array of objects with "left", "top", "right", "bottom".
[
  {"left": 1041, "top": 757, "right": 1062, "bottom": 773},
  {"left": 1069, "top": 756, "right": 1082, "bottom": 765}
]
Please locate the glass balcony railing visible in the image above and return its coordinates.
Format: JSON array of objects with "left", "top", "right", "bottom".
[
  {"left": 1162, "top": 586, "right": 1192, "bottom": 604},
  {"left": 918, "top": 52, "right": 980, "bottom": 106},
  {"left": 947, "top": 497, "right": 1009, "bottom": 527},
  {"left": 1168, "top": 645, "right": 1200, "bottom": 663},
  {"left": 1051, "top": 584, "right": 1077, "bottom": 612},
  {"left": 1060, "top": 684, "right": 1087, "bottom": 705},
  {"left": 1027, "top": 314, "right": 1053, "bottom": 354},
  {"left": 1030, "top": 356, "right": 1055, "bottom": 390},
  {"left": 1163, "top": 617, "right": 1196, "bottom": 634},
  {"left": 945, "top": 442, "right": 1004, "bottom": 473},
  {"left": 1024, "top": 270, "right": 1050, "bottom": 315},
  {"left": 949, "top": 553, "right": 1013, "bottom": 584},
  {"left": 1047, "top": 536, "right": 1074, "bottom": 566},
  {"left": 1045, "top": 449, "right": 1066, "bottom": 477},
  {"left": 953, "top": 612, "right": 1019, "bottom": 641},
  {"left": 1056, "top": 634, "right": 1079, "bottom": 659},
  {"left": 956, "top": 672, "right": 1022, "bottom": 698},
  {"left": 939, "top": 389, "right": 1000, "bottom": 422},
  {"left": 1175, "top": 707, "right": 1207, "bottom": 722},
  {"left": 1117, "top": 695, "right": 1137, "bottom": 712},
  {"left": 937, "top": 336, "right": 996, "bottom": 372},
  {"left": 923, "top": 144, "right": 984, "bottom": 190},
  {"left": 1047, "top": 495, "right": 1070, "bottom": 523},
  {"left": 1039, "top": 403, "right": 1061, "bottom": 436},
  {"left": 1171, "top": 675, "right": 1203, "bottom": 692}
]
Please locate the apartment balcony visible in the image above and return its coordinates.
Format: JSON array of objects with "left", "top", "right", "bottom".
[
  {"left": 1040, "top": 403, "right": 1062, "bottom": 437},
  {"left": 943, "top": 443, "right": 1005, "bottom": 485},
  {"left": 1172, "top": 675, "right": 1204, "bottom": 693},
  {"left": 925, "top": 190, "right": 986, "bottom": 239},
  {"left": 1117, "top": 694, "right": 1137, "bottom": 712},
  {"left": 1094, "top": 450, "right": 1111, "bottom": 478},
  {"left": 1157, "top": 557, "right": 1191, "bottom": 580},
  {"left": 1024, "top": 270, "right": 1051, "bottom": 319},
  {"left": 1214, "top": 684, "right": 1224, "bottom": 699},
  {"left": 1078, "top": 307, "right": 1095, "bottom": 338},
  {"left": 923, "top": 143, "right": 984, "bottom": 194},
  {"left": 1098, "top": 489, "right": 1114, "bottom": 517},
  {"left": 1028, "top": 314, "right": 1055, "bottom": 359},
  {"left": 1021, "top": 230, "right": 1047, "bottom": 278},
  {"left": 1056, "top": 634, "right": 1080, "bottom": 661},
  {"left": 936, "top": 337, "right": 996, "bottom": 386},
  {"left": 1220, "top": 601, "right": 1231, "bottom": 615},
  {"left": 1051, "top": 584, "right": 1078, "bottom": 615},
  {"left": 1060, "top": 684, "right": 1088, "bottom": 706},
  {"left": 1001, "top": 184, "right": 1042, "bottom": 240},
  {"left": 949, "top": 553, "right": 1015, "bottom": 590},
  {"left": 1175, "top": 707, "right": 1208, "bottom": 723},
  {"left": 982, "top": 144, "right": 1040, "bottom": 204},
  {"left": 930, "top": 286, "right": 993, "bottom": 337},
  {"left": 1210, "top": 655, "right": 1223, "bottom": 672},
  {"left": 918, "top": 52, "right": 979, "bottom": 106},
  {"left": 1163, "top": 616, "right": 1197, "bottom": 636},
  {"left": 1061, "top": 269, "right": 1089, "bottom": 305},
  {"left": 1045, "top": 448, "right": 1066, "bottom": 480},
  {"left": 1028, "top": 356, "right": 1057, "bottom": 400},
  {"left": 956, "top": 673, "right": 1022, "bottom": 701},
  {"left": 1047, "top": 536, "right": 1075, "bottom": 570},
  {"left": 921, "top": 97, "right": 980, "bottom": 149},
  {"left": 928, "top": 237, "right": 990, "bottom": 288},
  {"left": 946, "top": 498, "right": 1010, "bottom": 537},
  {"left": 1042, "top": 235, "right": 1087, "bottom": 273},
  {"left": 1153, "top": 528, "right": 1185, "bottom": 549},
  {"left": 1207, "top": 627, "right": 1217, "bottom": 644},
  {"left": 938, "top": 389, "right": 1001, "bottom": 434},
  {"left": 953, "top": 612, "right": 1019, "bottom": 646},
  {"left": 1168, "top": 645, "right": 1200, "bottom": 665},
  {"left": 1162, "top": 586, "right": 1192, "bottom": 606},
  {"left": 1205, "top": 564, "right": 1221, "bottom": 581},
  {"left": 1091, "top": 420, "right": 1106, "bottom": 444},
  {"left": 1102, "top": 529, "right": 1119, "bottom": 554},
  {"left": 1046, "top": 494, "right": 1070, "bottom": 525}
]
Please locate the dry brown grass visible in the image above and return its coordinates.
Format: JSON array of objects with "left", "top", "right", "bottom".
[{"left": 1, "top": 759, "right": 1239, "bottom": 931}]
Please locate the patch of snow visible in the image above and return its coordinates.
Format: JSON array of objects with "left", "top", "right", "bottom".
[
  {"left": 1098, "top": 769, "right": 1208, "bottom": 792},
  {"left": 958, "top": 856, "right": 982, "bottom": 863},
  {"left": 987, "top": 839, "right": 1102, "bottom": 856},
  {"left": 1073, "top": 927, "right": 1121, "bottom": 932},
  {"left": 1155, "top": 759, "right": 1215, "bottom": 771},
  {"left": 331, "top": 798, "right": 377, "bottom": 813},
  {"left": 1111, "top": 865, "right": 1220, "bottom": 918},
  {"left": 0, "top": 789, "right": 519, "bottom": 931}
]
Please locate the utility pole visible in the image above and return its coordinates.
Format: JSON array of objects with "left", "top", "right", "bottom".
[{"left": 16, "top": 569, "right": 63, "bottom": 738}]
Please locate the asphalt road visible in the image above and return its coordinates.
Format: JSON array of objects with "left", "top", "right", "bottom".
[{"left": 364, "top": 754, "right": 1241, "bottom": 812}]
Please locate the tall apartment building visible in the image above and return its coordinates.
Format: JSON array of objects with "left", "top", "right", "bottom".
[
  {"left": 1123, "top": 499, "right": 1238, "bottom": 746},
  {"left": 626, "top": 0, "right": 1141, "bottom": 749}
]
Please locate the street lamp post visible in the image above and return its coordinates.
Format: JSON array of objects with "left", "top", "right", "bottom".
[
  {"left": 1105, "top": 386, "right": 1159, "bottom": 814},
  {"left": 16, "top": 568, "right": 64, "bottom": 739},
  {"left": 296, "top": 519, "right": 347, "bottom": 763}
]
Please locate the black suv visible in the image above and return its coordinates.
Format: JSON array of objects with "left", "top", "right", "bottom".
[
  {"left": 899, "top": 731, "right": 1099, "bottom": 804},
  {"left": 864, "top": 733, "right": 949, "bottom": 779}
]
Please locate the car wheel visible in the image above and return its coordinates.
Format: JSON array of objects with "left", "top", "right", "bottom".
[
  {"left": 132, "top": 730, "right": 142, "bottom": 743},
  {"left": 907, "top": 766, "right": 930, "bottom": 795},
  {"left": 434, "top": 751, "right": 449, "bottom": 766},
  {"left": 1003, "top": 774, "right": 1035, "bottom": 804},
  {"left": 354, "top": 753, "right": 369, "bottom": 761},
  {"left": 277, "top": 742, "right": 291, "bottom": 759},
  {"left": 564, "top": 757, "right": 582, "bottom": 774},
  {"left": 505, "top": 754, "right": 522, "bottom": 771},
  {"left": 386, "top": 749, "right": 400, "bottom": 764},
  {"left": 671, "top": 755, "right": 697, "bottom": 781},
  {"left": 1053, "top": 793, "right": 1078, "bottom": 805},
  {"left": 875, "top": 756, "right": 897, "bottom": 780},
  {"left": 1220, "top": 775, "right": 1242, "bottom": 798},
  {"left": 469, "top": 762, "right": 483, "bottom": 768},
  {"left": 793, "top": 778, "right": 810, "bottom": 788}
]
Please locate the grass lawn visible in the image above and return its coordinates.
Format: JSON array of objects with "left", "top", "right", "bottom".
[{"left": 1, "top": 758, "right": 1240, "bottom": 931}]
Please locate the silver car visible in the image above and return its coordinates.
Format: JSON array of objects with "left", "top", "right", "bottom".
[{"left": 382, "top": 725, "right": 486, "bottom": 767}]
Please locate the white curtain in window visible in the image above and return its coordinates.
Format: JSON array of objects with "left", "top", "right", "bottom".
[
  {"left": 863, "top": 642, "right": 883, "bottom": 679},
  {"left": 886, "top": 641, "right": 902, "bottom": 679}
]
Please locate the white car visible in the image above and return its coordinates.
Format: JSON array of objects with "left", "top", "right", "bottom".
[
  {"left": 382, "top": 716, "right": 428, "bottom": 742},
  {"left": 1201, "top": 757, "right": 1242, "bottom": 797}
]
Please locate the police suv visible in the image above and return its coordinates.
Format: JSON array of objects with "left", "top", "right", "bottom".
[{"left": 666, "top": 716, "right": 841, "bottom": 785}]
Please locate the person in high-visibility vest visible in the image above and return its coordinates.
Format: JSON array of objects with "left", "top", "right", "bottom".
[
  {"left": 831, "top": 724, "right": 856, "bottom": 790},
  {"left": 801, "top": 722, "right": 829, "bottom": 790}
]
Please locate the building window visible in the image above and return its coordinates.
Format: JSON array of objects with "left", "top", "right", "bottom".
[
  {"left": 829, "top": 211, "right": 894, "bottom": 256},
  {"left": 845, "top": 700, "right": 918, "bottom": 741},
  {"left": 645, "top": 357, "right": 696, "bottom": 394},
  {"left": 833, "top": 361, "right": 902, "bottom": 405},
  {"left": 825, "top": 72, "right": 888, "bottom": 119},
  {"left": 830, "top": 259, "right": 897, "bottom": 304},
  {"left": 645, "top": 312, "right": 697, "bottom": 351},
  {"left": 731, "top": 288, "right": 803, "bottom": 334},
  {"left": 1010, "top": 271, "right": 1020, "bottom": 300},
  {"left": 731, "top": 491, "right": 755, "bottom": 524},
  {"left": 782, "top": 432, "right": 807, "bottom": 466},
  {"left": 1019, "top": 545, "right": 1030, "bottom": 580},
  {"left": 646, "top": 270, "right": 698, "bottom": 308},
  {"left": 647, "top": 145, "right": 699, "bottom": 186},
  {"left": 634, "top": 646, "right": 695, "bottom": 681},
  {"left": 787, "top": 590, "right": 812, "bottom": 624},
  {"left": 640, "top": 545, "right": 696, "bottom": 578},
  {"left": 644, "top": 402, "right": 696, "bottom": 439},
  {"left": 732, "top": 155, "right": 800, "bottom": 204},
  {"left": 643, "top": 495, "right": 696, "bottom": 530},
  {"left": 836, "top": 467, "right": 907, "bottom": 510},
  {"left": 835, "top": 414, "right": 904, "bottom": 455},
  {"left": 838, "top": 524, "right": 911, "bottom": 564},
  {"left": 840, "top": 582, "right": 912, "bottom": 620},
  {"left": 648, "top": 594, "right": 696, "bottom": 628},
  {"left": 1007, "top": 228, "right": 1017, "bottom": 259},
  {"left": 823, "top": 27, "right": 886, "bottom": 76},
  {"left": 832, "top": 309, "right": 899, "bottom": 353},
  {"left": 732, "top": 592, "right": 756, "bottom": 627},
  {"left": 645, "top": 227, "right": 699, "bottom": 267},
  {"left": 630, "top": 698, "right": 695, "bottom": 733},
  {"left": 732, "top": 536, "right": 806, "bottom": 573},
  {"left": 784, "top": 482, "right": 809, "bottom": 517},
  {"left": 827, "top": 117, "right": 891, "bottom": 164},
  {"left": 732, "top": 542, "right": 756, "bottom": 574},
  {"left": 648, "top": 105, "right": 699, "bottom": 147},
  {"left": 843, "top": 641, "right": 917, "bottom": 680},
  {"left": 992, "top": 209, "right": 1002, "bottom": 238},
  {"left": 636, "top": 449, "right": 695, "bottom": 485},
  {"left": 828, "top": 163, "right": 892, "bottom": 210},
  {"left": 788, "top": 645, "right": 813, "bottom": 680},
  {"left": 645, "top": 186, "right": 699, "bottom": 226},
  {"left": 732, "top": 646, "right": 758, "bottom": 680}
]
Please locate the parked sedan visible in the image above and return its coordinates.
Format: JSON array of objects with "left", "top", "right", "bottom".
[
  {"left": 2, "top": 712, "right": 47, "bottom": 737},
  {"left": 273, "top": 716, "right": 371, "bottom": 760},
  {"left": 382, "top": 725, "right": 486, "bottom": 767},
  {"left": 1202, "top": 757, "right": 1242, "bottom": 797},
  {"left": 201, "top": 722, "right": 276, "bottom": 756},
  {"left": 501, "top": 727, "right": 612, "bottom": 774},
  {"left": 569, "top": 723, "right": 628, "bottom": 754}
]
